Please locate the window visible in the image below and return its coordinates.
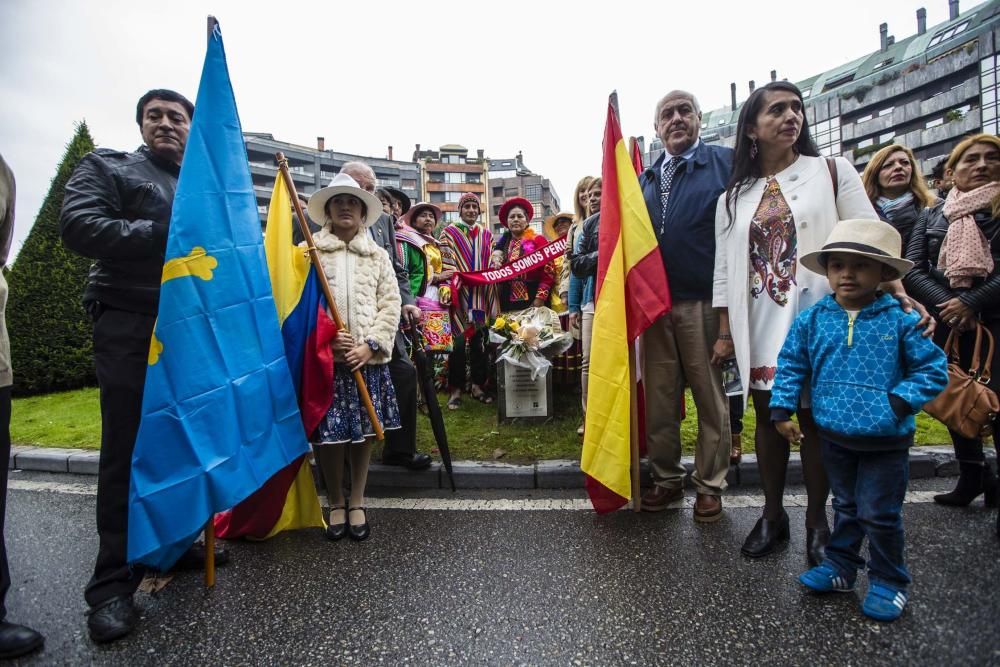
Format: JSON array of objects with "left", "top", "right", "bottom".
[
  {"left": 525, "top": 184, "right": 542, "bottom": 199},
  {"left": 428, "top": 172, "right": 444, "bottom": 182},
  {"left": 445, "top": 172, "right": 464, "bottom": 184},
  {"left": 983, "top": 55, "right": 999, "bottom": 135},
  {"left": 375, "top": 177, "right": 400, "bottom": 188},
  {"left": 855, "top": 114, "right": 873, "bottom": 124},
  {"left": 445, "top": 192, "right": 461, "bottom": 203},
  {"left": 813, "top": 115, "right": 841, "bottom": 157},
  {"left": 504, "top": 188, "right": 519, "bottom": 197},
  {"left": 925, "top": 117, "right": 944, "bottom": 129},
  {"left": 857, "top": 138, "right": 874, "bottom": 150},
  {"left": 443, "top": 211, "right": 458, "bottom": 223},
  {"left": 802, "top": 88, "right": 812, "bottom": 99},
  {"left": 401, "top": 179, "right": 417, "bottom": 190},
  {"left": 493, "top": 186, "right": 503, "bottom": 198},
  {"left": 822, "top": 72, "right": 855, "bottom": 92},
  {"left": 429, "top": 192, "right": 446, "bottom": 203},
  {"left": 928, "top": 20, "right": 970, "bottom": 47},
  {"left": 717, "top": 118, "right": 725, "bottom": 125},
  {"left": 879, "top": 107, "right": 893, "bottom": 117},
  {"left": 466, "top": 173, "right": 481, "bottom": 183},
  {"left": 700, "top": 122, "right": 708, "bottom": 129},
  {"left": 872, "top": 58, "right": 893, "bottom": 71},
  {"left": 879, "top": 132, "right": 895, "bottom": 144}
]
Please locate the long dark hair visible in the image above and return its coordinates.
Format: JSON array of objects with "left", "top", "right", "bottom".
[{"left": 724, "top": 81, "right": 819, "bottom": 226}]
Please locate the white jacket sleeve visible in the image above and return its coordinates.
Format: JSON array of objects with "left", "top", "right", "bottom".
[
  {"left": 834, "top": 156, "right": 878, "bottom": 220},
  {"left": 371, "top": 248, "right": 403, "bottom": 360},
  {"left": 712, "top": 194, "right": 730, "bottom": 308}
]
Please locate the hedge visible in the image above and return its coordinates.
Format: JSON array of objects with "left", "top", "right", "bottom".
[{"left": 6, "top": 122, "right": 96, "bottom": 395}]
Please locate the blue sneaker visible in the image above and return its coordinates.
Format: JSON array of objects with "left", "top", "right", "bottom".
[
  {"left": 798, "top": 563, "right": 855, "bottom": 593},
  {"left": 862, "top": 583, "right": 908, "bottom": 622}
]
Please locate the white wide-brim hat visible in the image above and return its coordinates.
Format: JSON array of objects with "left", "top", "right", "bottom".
[
  {"left": 799, "top": 218, "right": 914, "bottom": 281},
  {"left": 307, "top": 172, "right": 384, "bottom": 229}
]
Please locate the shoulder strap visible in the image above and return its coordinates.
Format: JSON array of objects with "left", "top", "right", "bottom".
[{"left": 825, "top": 157, "right": 839, "bottom": 199}]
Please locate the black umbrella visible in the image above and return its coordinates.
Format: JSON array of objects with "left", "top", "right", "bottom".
[{"left": 407, "top": 313, "right": 456, "bottom": 492}]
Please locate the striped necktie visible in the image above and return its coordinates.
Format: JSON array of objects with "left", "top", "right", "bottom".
[{"left": 659, "top": 156, "right": 683, "bottom": 235}]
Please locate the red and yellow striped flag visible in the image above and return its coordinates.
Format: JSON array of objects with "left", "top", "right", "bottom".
[{"left": 581, "top": 95, "right": 671, "bottom": 513}]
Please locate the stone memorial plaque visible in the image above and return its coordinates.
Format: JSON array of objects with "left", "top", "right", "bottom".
[{"left": 497, "top": 361, "right": 552, "bottom": 422}]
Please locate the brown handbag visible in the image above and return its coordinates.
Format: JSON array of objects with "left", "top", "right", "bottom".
[{"left": 923, "top": 323, "right": 999, "bottom": 439}]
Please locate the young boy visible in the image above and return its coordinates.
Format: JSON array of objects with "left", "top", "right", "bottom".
[{"left": 770, "top": 218, "right": 948, "bottom": 622}]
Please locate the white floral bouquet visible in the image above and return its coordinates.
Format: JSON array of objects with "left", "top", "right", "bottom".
[{"left": 489, "top": 307, "right": 573, "bottom": 379}]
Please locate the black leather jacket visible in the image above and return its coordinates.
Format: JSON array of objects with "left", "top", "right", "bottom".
[
  {"left": 903, "top": 202, "right": 1000, "bottom": 320},
  {"left": 570, "top": 212, "right": 600, "bottom": 279},
  {"left": 60, "top": 146, "right": 176, "bottom": 314}
]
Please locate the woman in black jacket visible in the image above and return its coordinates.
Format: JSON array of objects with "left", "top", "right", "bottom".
[
  {"left": 904, "top": 134, "right": 1000, "bottom": 530},
  {"left": 862, "top": 143, "right": 937, "bottom": 250}
]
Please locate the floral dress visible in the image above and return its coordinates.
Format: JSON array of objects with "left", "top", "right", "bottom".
[{"left": 747, "top": 177, "right": 798, "bottom": 390}]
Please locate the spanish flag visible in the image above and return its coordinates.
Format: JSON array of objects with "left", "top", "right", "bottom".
[
  {"left": 581, "top": 95, "right": 671, "bottom": 513},
  {"left": 214, "top": 176, "right": 333, "bottom": 539}
]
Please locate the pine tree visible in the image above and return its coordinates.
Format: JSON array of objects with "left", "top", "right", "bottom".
[{"left": 6, "top": 121, "right": 97, "bottom": 395}]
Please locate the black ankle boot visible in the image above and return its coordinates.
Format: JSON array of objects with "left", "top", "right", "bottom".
[
  {"left": 983, "top": 462, "right": 998, "bottom": 508},
  {"left": 935, "top": 461, "right": 995, "bottom": 507},
  {"left": 741, "top": 510, "right": 790, "bottom": 558}
]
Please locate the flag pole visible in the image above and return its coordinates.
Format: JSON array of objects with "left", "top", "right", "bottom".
[
  {"left": 204, "top": 519, "right": 216, "bottom": 588},
  {"left": 629, "top": 345, "right": 641, "bottom": 512},
  {"left": 275, "top": 153, "right": 385, "bottom": 440}
]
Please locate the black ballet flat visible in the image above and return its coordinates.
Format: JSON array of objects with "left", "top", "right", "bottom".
[
  {"left": 347, "top": 507, "right": 370, "bottom": 542},
  {"left": 325, "top": 506, "right": 347, "bottom": 541}
]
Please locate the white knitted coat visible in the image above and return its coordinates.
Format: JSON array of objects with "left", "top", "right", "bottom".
[{"left": 311, "top": 228, "right": 401, "bottom": 365}]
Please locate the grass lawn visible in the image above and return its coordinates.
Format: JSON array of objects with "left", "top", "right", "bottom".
[{"left": 12, "top": 386, "right": 956, "bottom": 463}]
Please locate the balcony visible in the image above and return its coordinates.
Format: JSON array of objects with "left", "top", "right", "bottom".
[
  {"left": 852, "top": 107, "right": 982, "bottom": 168},
  {"left": 839, "top": 42, "right": 981, "bottom": 115}
]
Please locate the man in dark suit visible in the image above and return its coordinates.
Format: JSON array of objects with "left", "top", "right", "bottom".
[{"left": 340, "top": 162, "right": 430, "bottom": 470}]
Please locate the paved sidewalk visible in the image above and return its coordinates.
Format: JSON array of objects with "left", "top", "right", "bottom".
[{"left": 8, "top": 444, "right": 990, "bottom": 490}]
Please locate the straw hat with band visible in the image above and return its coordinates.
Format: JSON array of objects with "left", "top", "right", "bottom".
[
  {"left": 307, "top": 172, "right": 384, "bottom": 229},
  {"left": 543, "top": 211, "right": 574, "bottom": 240},
  {"left": 384, "top": 186, "right": 411, "bottom": 214},
  {"left": 399, "top": 202, "right": 442, "bottom": 228},
  {"left": 498, "top": 197, "right": 534, "bottom": 227},
  {"left": 799, "top": 218, "right": 913, "bottom": 281}
]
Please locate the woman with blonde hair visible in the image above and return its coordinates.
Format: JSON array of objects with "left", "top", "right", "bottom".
[
  {"left": 861, "top": 143, "right": 937, "bottom": 249},
  {"left": 558, "top": 176, "right": 595, "bottom": 309},
  {"left": 904, "top": 133, "right": 1000, "bottom": 533}
]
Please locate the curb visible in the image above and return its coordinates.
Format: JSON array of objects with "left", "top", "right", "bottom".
[{"left": 9, "top": 445, "right": 993, "bottom": 490}]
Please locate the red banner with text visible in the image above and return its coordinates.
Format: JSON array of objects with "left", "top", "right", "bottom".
[{"left": 453, "top": 235, "right": 567, "bottom": 287}]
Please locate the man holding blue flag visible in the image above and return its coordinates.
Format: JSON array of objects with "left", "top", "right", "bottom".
[{"left": 61, "top": 88, "right": 228, "bottom": 643}]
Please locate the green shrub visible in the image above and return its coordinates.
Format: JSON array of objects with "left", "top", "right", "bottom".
[{"left": 6, "top": 122, "right": 97, "bottom": 395}]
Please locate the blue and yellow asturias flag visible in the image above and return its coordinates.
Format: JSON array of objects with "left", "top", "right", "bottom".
[
  {"left": 126, "top": 21, "right": 311, "bottom": 569},
  {"left": 213, "top": 177, "right": 335, "bottom": 540}
]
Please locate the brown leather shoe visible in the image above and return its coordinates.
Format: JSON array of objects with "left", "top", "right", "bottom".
[
  {"left": 640, "top": 486, "right": 684, "bottom": 512},
  {"left": 730, "top": 434, "right": 743, "bottom": 465},
  {"left": 694, "top": 493, "right": 723, "bottom": 523}
]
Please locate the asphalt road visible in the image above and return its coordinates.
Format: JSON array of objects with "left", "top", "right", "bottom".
[{"left": 4, "top": 471, "right": 999, "bottom": 666}]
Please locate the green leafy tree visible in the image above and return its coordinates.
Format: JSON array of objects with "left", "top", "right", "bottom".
[{"left": 6, "top": 121, "right": 97, "bottom": 395}]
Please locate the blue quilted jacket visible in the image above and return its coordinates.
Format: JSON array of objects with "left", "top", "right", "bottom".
[{"left": 771, "top": 293, "right": 948, "bottom": 448}]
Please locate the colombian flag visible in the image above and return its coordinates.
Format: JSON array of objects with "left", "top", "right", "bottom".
[
  {"left": 214, "top": 176, "right": 333, "bottom": 539},
  {"left": 581, "top": 95, "right": 671, "bottom": 513}
]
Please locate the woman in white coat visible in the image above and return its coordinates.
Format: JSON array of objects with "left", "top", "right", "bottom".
[{"left": 711, "top": 81, "right": 930, "bottom": 565}]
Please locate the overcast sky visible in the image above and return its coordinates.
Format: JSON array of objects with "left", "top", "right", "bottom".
[{"left": 0, "top": 0, "right": 984, "bottom": 262}]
